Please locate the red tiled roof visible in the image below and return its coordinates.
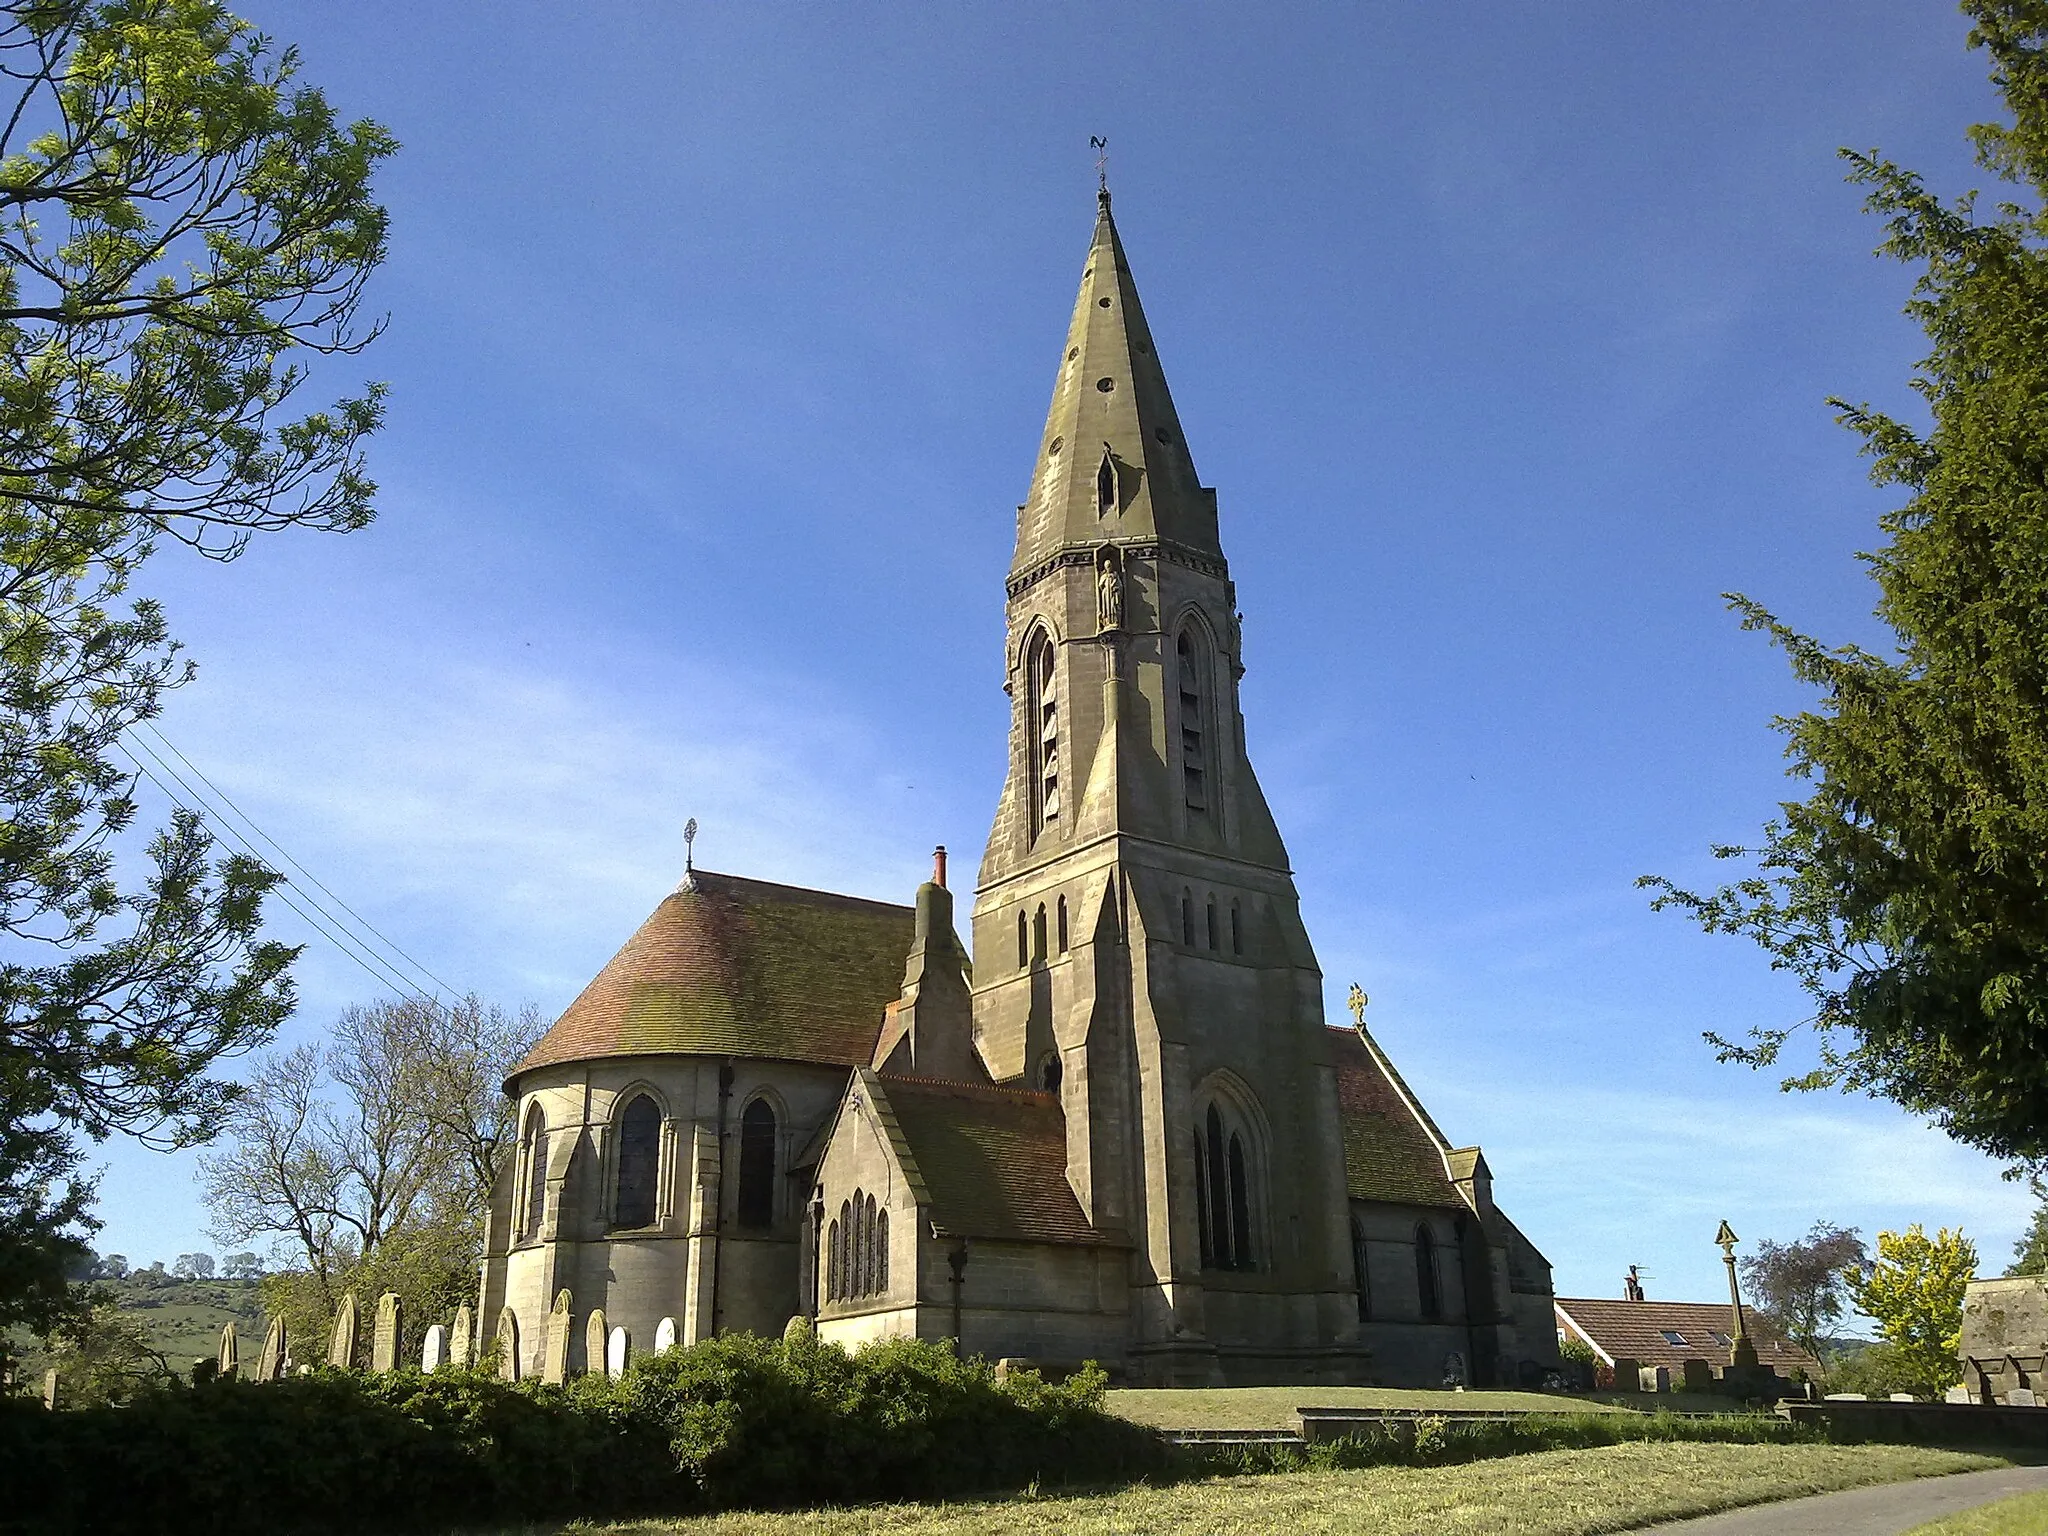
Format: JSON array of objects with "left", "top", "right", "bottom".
[
  {"left": 1554, "top": 1296, "right": 1821, "bottom": 1374},
  {"left": 875, "top": 1074, "right": 1115, "bottom": 1247},
  {"left": 1327, "top": 1027, "right": 1464, "bottom": 1209},
  {"left": 511, "top": 870, "right": 913, "bottom": 1080}
]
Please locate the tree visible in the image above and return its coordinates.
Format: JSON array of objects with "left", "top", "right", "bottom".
[
  {"left": 1845, "top": 1224, "right": 1977, "bottom": 1398},
  {"left": 97, "top": 1252, "right": 125, "bottom": 1279},
  {"left": 170, "top": 1250, "right": 211, "bottom": 1279},
  {"left": 219, "top": 1250, "right": 259, "bottom": 1279},
  {"left": 200, "top": 995, "right": 539, "bottom": 1357},
  {"left": 1640, "top": 2, "right": 2048, "bottom": 1162},
  {"left": 2007, "top": 1181, "right": 2048, "bottom": 1275},
  {"left": 39, "top": 1297, "right": 172, "bottom": 1405},
  {"left": 0, "top": 0, "right": 392, "bottom": 1337},
  {"left": 1740, "top": 1221, "right": 1868, "bottom": 1376}
]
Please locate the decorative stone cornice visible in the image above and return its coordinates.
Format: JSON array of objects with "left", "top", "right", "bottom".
[{"left": 1006, "top": 538, "right": 1228, "bottom": 601}]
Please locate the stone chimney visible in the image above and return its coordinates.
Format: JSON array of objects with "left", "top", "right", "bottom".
[{"left": 870, "top": 852, "right": 985, "bottom": 1082}]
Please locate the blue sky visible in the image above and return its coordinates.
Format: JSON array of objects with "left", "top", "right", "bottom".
[{"left": 81, "top": 1, "right": 2035, "bottom": 1307}]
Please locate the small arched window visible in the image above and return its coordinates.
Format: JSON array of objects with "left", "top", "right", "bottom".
[
  {"left": 521, "top": 1103, "right": 548, "bottom": 1239},
  {"left": 1177, "top": 629, "right": 1209, "bottom": 813},
  {"left": 1206, "top": 895, "right": 1219, "bottom": 950},
  {"left": 1353, "top": 1217, "right": 1372, "bottom": 1321},
  {"left": 1057, "top": 895, "right": 1069, "bottom": 953},
  {"left": 1198, "top": 1101, "right": 1256, "bottom": 1270},
  {"left": 1096, "top": 448, "right": 1117, "bottom": 516},
  {"left": 736, "top": 1098, "right": 776, "bottom": 1230},
  {"left": 875, "top": 1206, "right": 889, "bottom": 1294},
  {"left": 1017, "top": 911, "right": 1029, "bottom": 968},
  {"left": 1037, "top": 1051, "right": 1063, "bottom": 1093},
  {"left": 1181, "top": 889, "right": 1194, "bottom": 946},
  {"left": 826, "top": 1217, "right": 842, "bottom": 1302},
  {"left": 835, "top": 1199, "right": 852, "bottom": 1300},
  {"left": 613, "top": 1093, "right": 661, "bottom": 1229},
  {"left": 1029, "top": 632, "right": 1060, "bottom": 834},
  {"left": 1416, "top": 1224, "right": 1442, "bottom": 1320},
  {"left": 1033, "top": 903, "right": 1048, "bottom": 963},
  {"left": 1231, "top": 899, "right": 1243, "bottom": 956}
]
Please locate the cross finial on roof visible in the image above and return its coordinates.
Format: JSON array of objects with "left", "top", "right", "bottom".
[
  {"left": 1091, "top": 135, "right": 1109, "bottom": 201},
  {"left": 679, "top": 817, "right": 699, "bottom": 892},
  {"left": 1347, "top": 982, "right": 1368, "bottom": 1028}
]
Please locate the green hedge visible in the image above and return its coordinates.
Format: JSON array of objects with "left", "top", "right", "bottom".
[{"left": 2, "top": 1333, "right": 1166, "bottom": 1535}]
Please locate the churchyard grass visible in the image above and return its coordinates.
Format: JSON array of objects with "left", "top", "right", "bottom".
[
  {"left": 551, "top": 1442, "right": 2002, "bottom": 1536},
  {"left": 1106, "top": 1384, "right": 1637, "bottom": 1429},
  {"left": 1902, "top": 1491, "right": 2048, "bottom": 1533}
]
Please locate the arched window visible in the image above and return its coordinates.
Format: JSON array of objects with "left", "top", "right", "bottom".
[
  {"left": 1231, "top": 899, "right": 1243, "bottom": 956},
  {"left": 826, "top": 1217, "right": 842, "bottom": 1302},
  {"left": 1352, "top": 1217, "right": 1372, "bottom": 1321},
  {"left": 1057, "top": 895, "right": 1069, "bottom": 953},
  {"left": 1181, "top": 889, "right": 1194, "bottom": 946},
  {"left": 1037, "top": 1051, "right": 1063, "bottom": 1093},
  {"left": 1206, "top": 895, "right": 1219, "bottom": 950},
  {"left": 1029, "top": 632, "right": 1060, "bottom": 834},
  {"left": 1198, "top": 1101, "right": 1256, "bottom": 1270},
  {"left": 1096, "top": 448, "right": 1117, "bottom": 516},
  {"left": 613, "top": 1093, "right": 661, "bottom": 1229},
  {"left": 1017, "top": 910, "right": 1029, "bottom": 968},
  {"left": 875, "top": 1205, "right": 889, "bottom": 1294},
  {"left": 521, "top": 1103, "right": 548, "bottom": 1239},
  {"left": 1416, "top": 1224, "right": 1442, "bottom": 1320},
  {"left": 736, "top": 1098, "right": 776, "bottom": 1229},
  {"left": 1033, "top": 903, "right": 1047, "bottom": 963},
  {"left": 836, "top": 1199, "right": 852, "bottom": 1300},
  {"left": 1177, "top": 628, "right": 1209, "bottom": 813}
]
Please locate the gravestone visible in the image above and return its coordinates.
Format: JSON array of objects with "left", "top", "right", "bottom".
[
  {"left": 654, "top": 1316, "right": 678, "bottom": 1353},
  {"left": 327, "top": 1292, "right": 359, "bottom": 1369},
  {"left": 1611, "top": 1356, "right": 1641, "bottom": 1391},
  {"left": 217, "top": 1321, "right": 238, "bottom": 1380},
  {"left": 42, "top": 1368, "right": 58, "bottom": 1409},
  {"left": 449, "top": 1304, "right": 472, "bottom": 1369},
  {"left": 495, "top": 1305, "right": 520, "bottom": 1381},
  {"left": 542, "top": 1290, "right": 572, "bottom": 1385},
  {"left": 584, "top": 1307, "right": 608, "bottom": 1381},
  {"left": 1682, "top": 1358, "right": 1713, "bottom": 1393},
  {"left": 421, "top": 1324, "right": 447, "bottom": 1373},
  {"left": 257, "top": 1316, "right": 286, "bottom": 1382},
  {"left": 607, "top": 1325, "right": 629, "bottom": 1380},
  {"left": 2010, "top": 1386, "right": 2038, "bottom": 1407},
  {"left": 1641, "top": 1365, "right": 1671, "bottom": 1393},
  {"left": 1947, "top": 1385, "right": 1977, "bottom": 1404},
  {"left": 371, "top": 1293, "right": 402, "bottom": 1373}
]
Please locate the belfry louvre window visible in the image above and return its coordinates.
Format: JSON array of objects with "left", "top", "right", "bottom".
[
  {"left": 613, "top": 1094, "right": 661, "bottom": 1230},
  {"left": 521, "top": 1104, "right": 548, "bottom": 1239},
  {"left": 736, "top": 1098, "right": 776, "bottom": 1230},
  {"left": 1029, "top": 633, "right": 1060, "bottom": 832},
  {"left": 829, "top": 1189, "right": 888, "bottom": 1302},
  {"left": 1196, "top": 1102, "right": 1256, "bottom": 1270},
  {"left": 1177, "top": 630, "right": 1208, "bottom": 812}
]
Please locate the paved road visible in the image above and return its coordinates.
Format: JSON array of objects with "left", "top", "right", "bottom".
[{"left": 1638, "top": 1465, "right": 2048, "bottom": 1534}]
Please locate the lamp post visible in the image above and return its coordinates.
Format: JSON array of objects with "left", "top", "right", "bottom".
[{"left": 1715, "top": 1220, "right": 1760, "bottom": 1369}]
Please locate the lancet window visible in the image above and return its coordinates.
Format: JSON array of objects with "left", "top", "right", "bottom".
[
  {"left": 736, "top": 1098, "right": 776, "bottom": 1230},
  {"left": 1416, "top": 1224, "right": 1443, "bottom": 1320},
  {"left": 1206, "top": 895, "right": 1219, "bottom": 950},
  {"left": 1057, "top": 895, "right": 1069, "bottom": 952},
  {"left": 520, "top": 1102, "right": 548, "bottom": 1239},
  {"left": 1096, "top": 448, "right": 1117, "bottom": 516},
  {"left": 1352, "top": 1217, "right": 1372, "bottom": 1321},
  {"left": 1195, "top": 1099, "right": 1258, "bottom": 1271},
  {"left": 828, "top": 1189, "right": 889, "bottom": 1302},
  {"left": 1028, "top": 632, "right": 1060, "bottom": 833},
  {"left": 612, "top": 1093, "right": 661, "bottom": 1230}
]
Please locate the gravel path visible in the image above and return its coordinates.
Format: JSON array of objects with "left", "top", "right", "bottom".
[{"left": 1637, "top": 1464, "right": 2048, "bottom": 1534}]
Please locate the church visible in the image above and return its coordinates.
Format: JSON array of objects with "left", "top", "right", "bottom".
[{"left": 480, "top": 191, "right": 1561, "bottom": 1389}]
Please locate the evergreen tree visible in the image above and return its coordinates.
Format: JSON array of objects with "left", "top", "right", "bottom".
[
  {"left": 2007, "top": 1182, "right": 2048, "bottom": 1274},
  {"left": 0, "top": 0, "right": 392, "bottom": 1339},
  {"left": 1644, "top": 2, "right": 2048, "bottom": 1162}
]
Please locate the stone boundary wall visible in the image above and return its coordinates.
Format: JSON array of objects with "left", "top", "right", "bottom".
[{"left": 1780, "top": 1398, "right": 2048, "bottom": 1446}]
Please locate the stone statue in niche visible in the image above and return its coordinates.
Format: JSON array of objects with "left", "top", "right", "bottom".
[{"left": 1095, "top": 551, "right": 1123, "bottom": 633}]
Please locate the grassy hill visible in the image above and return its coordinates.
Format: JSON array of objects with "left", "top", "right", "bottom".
[{"left": 103, "top": 1273, "right": 269, "bottom": 1368}]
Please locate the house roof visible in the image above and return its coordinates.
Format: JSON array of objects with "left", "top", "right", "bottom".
[
  {"left": 1327, "top": 1027, "right": 1465, "bottom": 1209},
  {"left": 511, "top": 870, "right": 913, "bottom": 1081},
  {"left": 870, "top": 1073, "right": 1115, "bottom": 1248},
  {"left": 1554, "top": 1296, "right": 1821, "bottom": 1374}
]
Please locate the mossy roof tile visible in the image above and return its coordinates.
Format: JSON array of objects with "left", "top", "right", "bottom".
[
  {"left": 512, "top": 870, "right": 913, "bottom": 1080},
  {"left": 1328, "top": 1027, "right": 1464, "bottom": 1210}
]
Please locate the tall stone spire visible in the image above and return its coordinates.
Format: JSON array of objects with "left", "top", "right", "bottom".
[{"left": 1013, "top": 190, "right": 1221, "bottom": 577}]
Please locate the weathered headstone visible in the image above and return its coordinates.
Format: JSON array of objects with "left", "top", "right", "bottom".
[
  {"left": 1681, "top": 1358, "right": 1713, "bottom": 1393},
  {"left": 41, "top": 1367, "right": 58, "bottom": 1409},
  {"left": 257, "top": 1316, "right": 286, "bottom": 1382},
  {"left": 1611, "top": 1356, "right": 1641, "bottom": 1392},
  {"left": 2010, "top": 1386, "right": 2038, "bottom": 1407},
  {"left": 371, "top": 1292, "right": 402, "bottom": 1373},
  {"left": 327, "top": 1292, "right": 359, "bottom": 1369},
  {"left": 217, "top": 1321, "right": 238, "bottom": 1380},
  {"left": 783, "top": 1314, "right": 813, "bottom": 1345},
  {"left": 421, "top": 1324, "right": 448, "bottom": 1373},
  {"left": 449, "top": 1303, "right": 473, "bottom": 1369},
  {"left": 584, "top": 1307, "right": 608, "bottom": 1380},
  {"left": 1643, "top": 1365, "right": 1671, "bottom": 1393},
  {"left": 606, "top": 1325, "right": 629, "bottom": 1380},
  {"left": 495, "top": 1305, "right": 520, "bottom": 1381},
  {"left": 1947, "top": 1385, "right": 1976, "bottom": 1404},
  {"left": 654, "top": 1316, "right": 678, "bottom": 1353},
  {"left": 542, "top": 1290, "right": 572, "bottom": 1385}
]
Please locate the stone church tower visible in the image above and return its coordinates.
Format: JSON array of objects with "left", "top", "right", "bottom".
[
  {"left": 482, "top": 190, "right": 1560, "bottom": 1392},
  {"left": 968, "top": 189, "right": 1364, "bottom": 1383}
]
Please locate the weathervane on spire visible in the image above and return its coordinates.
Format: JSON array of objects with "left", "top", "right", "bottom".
[
  {"left": 679, "top": 817, "right": 699, "bottom": 892},
  {"left": 1091, "top": 135, "right": 1109, "bottom": 195}
]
